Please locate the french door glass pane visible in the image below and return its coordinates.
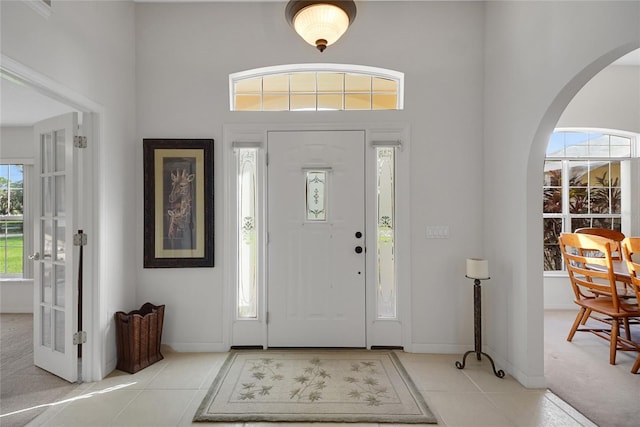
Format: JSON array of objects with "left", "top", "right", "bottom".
[
  {"left": 54, "top": 309, "right": 65, "bottom": 352},
  {"left": 42, "top": 177, "right": 53, "bottom": 216},
  {"left": 55, "top": 176, "right": 65, "bottom": 216},
  {"left": 42, "top": 263, "right": 52, "bottom": 304},
  {"left": 55, "top": 219, "right": 65, "bottom": 262},
  {"left": 55, "top": 130, "right": 66, "bottom": 172},
  {"left": 42, "top": 219, "right": 53, "bottom": 260},
  {"left": 376, "top": 147, "right": 396, "bottom": 319},
  {"left": 42, "top": 306, "right": 51, "bottom": 348},
  {"left": 55, "top": 264, "right": 65, "bottom": 307},
  {"left": 41, "top": 133, "right": 52, "bottom": 173}
]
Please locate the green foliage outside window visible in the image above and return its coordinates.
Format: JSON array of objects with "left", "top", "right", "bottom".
[
  {"left": 543, "top": 162, "right": 622, "bottom": 271},
  {"left": 1, "top": 165, "right": 24, "bottom": 275}
]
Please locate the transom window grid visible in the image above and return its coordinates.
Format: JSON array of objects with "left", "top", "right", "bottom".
[
  {"left": 0, "top": 164, "right": 24, "bottom": 277},
  {"left": 543, "top": 131, "right": 632, "bottom": 272},
  {"left": 233, "top": 70, "right": 401, "bottom": 112}
]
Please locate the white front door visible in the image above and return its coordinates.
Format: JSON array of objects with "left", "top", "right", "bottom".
[
  {"left": 32, "top": 113, "right": 79, "bottom": 382},
  {"left": 267, "top": 130, "right": 366, "bottom": 347}
]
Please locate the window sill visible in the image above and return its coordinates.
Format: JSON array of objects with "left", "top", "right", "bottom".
[
  {"left": 0, "top": 278, "right": 34, "bottom": 285},
  {"left": 544, "top": 271, "right": 569, "bottom": 278}
]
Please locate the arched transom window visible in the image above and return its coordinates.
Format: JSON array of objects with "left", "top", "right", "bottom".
[{"left": 229, "top": 64, "right": 404, "bottom": 111}]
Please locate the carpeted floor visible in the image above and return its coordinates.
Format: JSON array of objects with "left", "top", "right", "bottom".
[
  {"left": 194, "top": 349, "right": 437, "bottom": 424},
  {"left": 0, "top": 314, "right": 79, "bottom": 427},
  {"left": 544, "top": 310, "right": 640, "bottom": 427}
]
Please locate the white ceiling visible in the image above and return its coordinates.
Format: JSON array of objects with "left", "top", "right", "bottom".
[
  {"left": 0, "top": 78, "right": 75, "bottom": 127},
  {"left": 1, "top": 49, "right": 639, "bottom": 127}
]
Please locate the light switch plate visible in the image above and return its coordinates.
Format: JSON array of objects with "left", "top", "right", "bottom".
[{"left": 426, "top": 225, "right": 449, "bottom": 239}]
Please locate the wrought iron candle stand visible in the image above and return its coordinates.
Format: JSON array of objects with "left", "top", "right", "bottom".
[{"left": 455, "top": 260, "right": 505, "bottom": 378}]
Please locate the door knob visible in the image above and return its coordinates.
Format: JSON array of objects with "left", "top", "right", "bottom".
[
  {"left": 355, "top": 246, "right": 363, "bottom": 254},
  {"left": 28, "top": 252, "right": 40, "bottom": 260}
]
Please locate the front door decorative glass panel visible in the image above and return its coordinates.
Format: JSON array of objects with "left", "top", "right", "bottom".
[{"left": 305, "top": 170, "right": 327, "bottom": 221}]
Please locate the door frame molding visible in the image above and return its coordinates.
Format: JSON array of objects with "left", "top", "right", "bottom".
[
  {"left": 223, "top": 122, "right": 412, "bottom": 351},
  {"left": 1, "top": 54, "right": 103, "bottom": 381}
]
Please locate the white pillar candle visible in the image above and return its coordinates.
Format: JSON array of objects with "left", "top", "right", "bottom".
[{"left": 466, "top": 258, "right": 489, "bottom": 279}]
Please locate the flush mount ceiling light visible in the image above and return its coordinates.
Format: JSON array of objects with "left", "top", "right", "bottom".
[{"left": 286, "top": 0, "right": 357, "bottom": 52}]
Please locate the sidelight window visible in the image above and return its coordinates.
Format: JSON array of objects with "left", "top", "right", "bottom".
[
  {"left": 237, "top": 149, "right": 258, "bottom": 318},
  {"left": 376, "top": 147, "right": 396, "bottom": 319}
]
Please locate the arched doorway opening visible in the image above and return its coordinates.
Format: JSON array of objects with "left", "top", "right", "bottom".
[{"left": 528, "top": 45, "right": 640, "bottom": 424}]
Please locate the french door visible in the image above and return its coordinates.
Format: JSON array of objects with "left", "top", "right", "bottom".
[
  {"left": 267, "top": 130, "right": 366, "bottom": 347},
  {"left": 32, "top": 113, "right": 79, "bottom": 382}
]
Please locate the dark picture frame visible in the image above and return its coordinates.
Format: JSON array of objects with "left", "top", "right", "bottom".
[{"left": 143, "top": 139, "right": 214, "bottom": 268}]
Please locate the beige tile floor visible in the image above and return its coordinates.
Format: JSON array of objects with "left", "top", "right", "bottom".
[{"left": 16, "top": 349, "right": 595, "bottom": 427}]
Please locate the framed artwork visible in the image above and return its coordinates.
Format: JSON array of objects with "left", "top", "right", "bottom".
[{"left": 143, "top": 139, "right": 214, "bottom": 268}]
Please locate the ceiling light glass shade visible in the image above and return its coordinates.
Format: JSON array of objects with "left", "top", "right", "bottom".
[{"left": 286, "top": 1, "right": 357, "bottom": 52}]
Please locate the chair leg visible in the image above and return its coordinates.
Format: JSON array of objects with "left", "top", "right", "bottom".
[
  {"left": 567, "top": 308, "right": 586, "bottom": 342},
  {"left": 610, "top": 318, "right": 619, "bottom": 365},
  {"left": 632, "top": 355, "right": 640, "bottom": 374},
  {"left": 580, "top": 308, "right": 592, "bottom": 325},
  {"left": 623, "top": 317, "right": 631, "bottom": 340}
]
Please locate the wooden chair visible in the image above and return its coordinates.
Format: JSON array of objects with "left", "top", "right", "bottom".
[
  {"left": 559, "top": 233, "right": 640, "bottom": 365},
  {"left": 575, "top": 228, "right": 625, "bottom": 260},
  {"left": 574, "top": 228, "right": 630, "bottom": 323},
  {"left": 621, "top": 237, "right": 640, "bottom": 373}
]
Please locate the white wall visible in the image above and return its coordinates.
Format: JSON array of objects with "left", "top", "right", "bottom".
[
  {"left": 1, "top": 1, "right": 137, "bottom": 380},
  {"left": 1, "top": 126, "right": 33, "bottom": 158},
  {"left": 135, "top": 1, "right": 486, "bottom": 352},
  {"left": 0, "top": 127, "right": 34, "bottom": 313},
  {"left": 484, "top": 0, "right": 639, "bottom": 387},
  {"left": 558, "top": 65, "right": 640, "bottom": 133}
]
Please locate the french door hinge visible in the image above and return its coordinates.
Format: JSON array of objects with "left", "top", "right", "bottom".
[
  {"left": 266, "top": 153, "right": 269, "bottom": 166},
  {"left": 73, "top": 233, "right": 88, "bottom": 246},
  {"left": 266, "top": 311, "right": 269, "bottom": 324},
  {"left": 73, "top": 331, "right": 87, "bottom": 345},
  {"left": 74, "top": 135, "right": 88, "bottom": 148}
]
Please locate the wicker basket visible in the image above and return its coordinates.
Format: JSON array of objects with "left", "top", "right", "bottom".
[{"left": 115, "top": 302, "right": 165, "bottom": 374}]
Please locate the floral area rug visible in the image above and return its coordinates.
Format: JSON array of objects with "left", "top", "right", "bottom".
[{"left": 193, "top": 350, "right": 437, "bottom": 423}]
